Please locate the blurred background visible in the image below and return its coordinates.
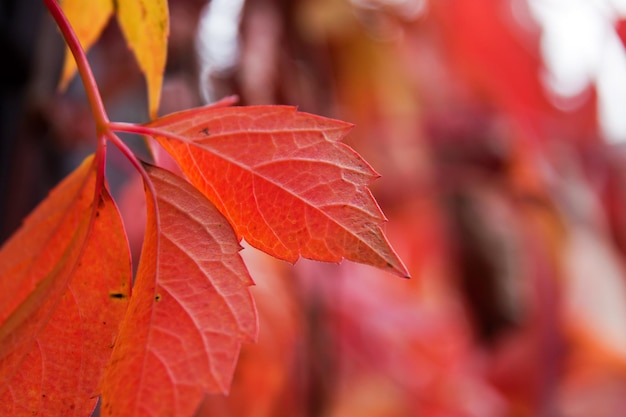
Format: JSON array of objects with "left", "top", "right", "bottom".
[{"left": 4, "top": 0, "right": 626, "bottom": 416}]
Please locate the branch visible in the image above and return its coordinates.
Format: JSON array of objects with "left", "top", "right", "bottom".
[{"left": 43, "top": 0, "right": 110, "bottom": 131}]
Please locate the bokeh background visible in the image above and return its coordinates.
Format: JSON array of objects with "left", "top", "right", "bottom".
[{"left": 4, "top": 0, "right": 626, "bottom": 416}]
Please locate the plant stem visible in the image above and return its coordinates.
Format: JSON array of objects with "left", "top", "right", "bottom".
[
  {"left": 105, "top": 131, "right": 153, "bottom": 192},
  {"left": 109, "top": 123, "right": 194, "bottom": 146},
  {"left": 43, "top": 0, "right": 110, "bottom": 132},
  {"left": 105, "top": 131, "right": 159, "bottom": 267}
]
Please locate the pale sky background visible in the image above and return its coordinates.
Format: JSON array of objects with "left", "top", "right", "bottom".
[{"left": 529, "top": 0, "right": 626, "bottom": 143}]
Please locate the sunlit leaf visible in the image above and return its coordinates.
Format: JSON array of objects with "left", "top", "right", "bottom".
[
  {"left": 100, "top": 165, "right": 256, "bottom": 417},
  {"left": 0, "top": 156, "right": 130, "bottom": 415},
  {"left": 146, "top": 105, "right": 409, "bottom": 277},
  {"left": 116, "top": 0, "right": 169, "bottom": 119}
]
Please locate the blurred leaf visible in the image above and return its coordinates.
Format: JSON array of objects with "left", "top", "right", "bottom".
[{"left": 59, "top": 0, "right": 113, "bottom": 89}]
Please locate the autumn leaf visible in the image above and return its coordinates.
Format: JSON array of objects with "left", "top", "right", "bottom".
[
  {"left": 144, "top": 105, "right": 409, "bottom": 277},
  {"left": 59, "top": 0, "right": 113, "bottom": 90},
  {"left": 100, "top": 165, "right": 257, "bottom": 417},
  {"left": 60, "top": 0, "right": 169, "bottom": 118},
  {"left": 116, "top": 0, "right": 169, "bottom": 118},
  {"left": 0, "top": 156, "right": 131, "bottom": 416}
]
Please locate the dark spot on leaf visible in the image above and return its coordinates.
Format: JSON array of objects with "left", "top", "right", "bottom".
[
  {"left": 155, "top": 294, "right": 162, "bottom": 302},
  {"left": 109, "top": 292, "right": 126, "bottom": 299},
  {"left": 199, "top": 127, "right": 210, "bottom": 136},
  {"left": 96, "top": 211, "right": 100, "bottom": 218},
  {"left": 102, "top": 321, "right": 107, "bottom": 325},
  {"left": 387, "top": 262, "right": 393, "bottom": 268},
  {"left": 42, "top": 394, "right": 46, "bottom": 398},
  {"left": 98, "top": 194, "right": 106, "bottom": 209}
]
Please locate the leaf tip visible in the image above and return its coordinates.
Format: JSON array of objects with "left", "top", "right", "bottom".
[
  {"left": 390, "top": 261, "right": 411, "bottom": 279},
  {"left": 383, "top": 239, "right": 411, "bottom": 278}
]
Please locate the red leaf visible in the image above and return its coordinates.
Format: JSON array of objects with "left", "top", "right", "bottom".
[
  {"left": 0, "top": 156, "right": 131, "bottom": 415},
  {"left": 145, "top": 105, "right": 409, "bottom": 277},
  {"left": 100, "top": 165, "right": 257, "bottom": 417},
  {"left": 617, "top": 19, "right": 626, "bottom": 50}
]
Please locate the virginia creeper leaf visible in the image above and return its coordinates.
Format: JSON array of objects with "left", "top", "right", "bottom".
[
  {"left": 0, "top": 156, "right": 131, "bottom": 416},
  {"left": 146, "top": 105, "right": 409, "bottom": 277},
  {"left": 116, "top": 0, "right": 169, "bottom": 119},
  {"left": 100, "top": 165, "right": 257, "bottom": 417},
  {"left": 59, "top": 0, "right": 113, "bottom": 90}
]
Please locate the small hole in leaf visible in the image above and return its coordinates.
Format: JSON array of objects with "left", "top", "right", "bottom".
[{"left": 155, "top": 294, "right": 162, "bottom": 302}]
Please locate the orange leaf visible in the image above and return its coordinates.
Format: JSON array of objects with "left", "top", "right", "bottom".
[
  {"left": 116, "top": 0, "right": 169, "bottom": 119},
  {"left": 59, "top": 0, "right": 114, "bottom": 89},
  {"left": 0, "top": 156, "right": 131, "bottom": 415},
  {"left": 146, "top": 105, "right": 409, "bottom": 277},
  {"left": 100, "top": 165, "right": 257, "bottom": 417}
]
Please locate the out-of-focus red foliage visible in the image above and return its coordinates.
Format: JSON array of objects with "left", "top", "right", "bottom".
[
  {"left": 616, "top": 18, "right": 626, "bottom": 51},
  {"left": 191, "top": 0, "right": 626, "bottom": 416}
]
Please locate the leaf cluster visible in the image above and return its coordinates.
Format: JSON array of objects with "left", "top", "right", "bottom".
[{"left": 0, "top": 1, "right": 407, "bottom": 416}]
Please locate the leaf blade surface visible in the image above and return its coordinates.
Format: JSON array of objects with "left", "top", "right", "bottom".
[
  {"left": 116, "top": 0, "right": 169, "bottom": 118},
  {"left": 100, "top": 165, "right": 257, "bottom": 417},
  {"left": 0, "top": 156, "right": 131, "bottom": 416},
  {"left": 147, "top": 105, "right": 409, "bottom": 277}
]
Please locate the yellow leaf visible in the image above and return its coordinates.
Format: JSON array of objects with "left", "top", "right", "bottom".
[
  {"left": 116, "top": 0, "right": 169, "bottom": 119},
  {"left": 59, "top": 0, "right": 114, "bottom": 90}
]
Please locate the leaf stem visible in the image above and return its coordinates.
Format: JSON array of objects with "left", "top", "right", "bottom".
[
  {"left": 43, "top": 0, "right": 110, "bottom": 131},
  {"left": 108, "top": 122, "right": 168, "bottom": 137},
  {"left": 94, "top": 134, "right": 107, "bottom": 192},
  {"left": 105, "top": 131, "right": 146, "bottom": 179},
  {"left": 105, "top": 131, "right": 160, "bottom": 296},
  {"left": 109, "top": 123, "right": 195, "bottom": 146},
  {"left": 105, "top": 131, "right": 157, "bottom": 198}
]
